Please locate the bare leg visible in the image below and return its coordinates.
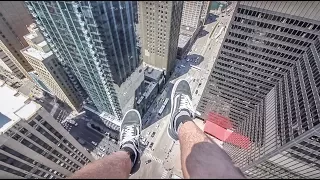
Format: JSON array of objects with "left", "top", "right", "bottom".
[
  {"left": 178, "top": 121, "right": 245, "bottom": 179},
  {"left": 168, "top": 79, "right": 244, "bottom": 178},
  {"left": 69, "top": 151, "right": 132, "bottom": 179},
  {"left": 70, "top": 109, "right": 142, "bottom": 179}
]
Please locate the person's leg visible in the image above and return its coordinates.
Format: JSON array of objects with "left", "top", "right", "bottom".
[
  {"left": 69, "top": 109, "right": 141, "bottom": 179},
  {"left": 69, "top": 151, "right": 132, "bottom": 179},
  {"left": 179, "top": 121, "right": 245, "bottom": 178},
  {"left": 168, "top": 79, "right": 245, "bottom": 179}
]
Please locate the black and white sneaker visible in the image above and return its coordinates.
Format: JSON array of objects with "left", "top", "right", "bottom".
[
  {"left": 120, "top": 109, "right": 141, "bottom": 173},
  {"left": 168, "top": 79, "right": 196, "bottom": 141}
]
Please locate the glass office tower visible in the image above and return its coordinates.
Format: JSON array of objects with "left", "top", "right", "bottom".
[
  {"left": 197, "top": 1, "right": 320, "bottom": 178},
  {"left": 25, "top": 1, "right": 144, "bottom": 121}
]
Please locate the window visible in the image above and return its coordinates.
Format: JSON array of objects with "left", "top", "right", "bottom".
[
  {"left": 35, "top": 115, "right": 42, "bottom": 121},
  {"left": 0, "top": 146, "right": 35, "bottom": 165},
  {"left": 0, "top": 153, "right": 33, "bottom": 171},
  {"left": 0, "top": 164, "right": 26, "bottom": 177}
]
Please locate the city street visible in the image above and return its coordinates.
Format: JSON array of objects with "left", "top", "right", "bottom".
[
  {"left": 67, "top": 114, "right": 120, "bottom": 160},
  {"left": 37, "top": 94, "right": 120, "bottom": 159},
  {"left": 131, "top": 8, "right": 234, "bottom": 178}
]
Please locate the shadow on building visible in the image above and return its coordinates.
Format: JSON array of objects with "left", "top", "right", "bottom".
[
  {"left": 197, "top": 28, "right": 209, "bottom": 39},
  {"left": 205, "top": 13, "right": 218, "bottom": 25}
]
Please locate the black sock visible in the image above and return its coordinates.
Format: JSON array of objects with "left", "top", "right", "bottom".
[
  {"left": 120, "top": 143, "right": 137, "bottom": 166},
  {"left": 176, "top": 114, "right": 193, "bottom": 132}
]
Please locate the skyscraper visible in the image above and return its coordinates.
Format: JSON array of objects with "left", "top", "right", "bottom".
[
  {"left": 21, "top": 23, "right": 83, "bottom": 112},
  {"left": 0, "top": 79, "right": 93, "bottom": 178},
  {"left": 200, "top": 1, "right": 211, "bottom": 24},
  {"left": 138, "top": 1, "right": 183, "bottom": 77},
  {"left": 0, "top": 2, "right": 34, "bottom": 79},
  {"left": 197, "top": 1, "right": 320, "bottom": 178},
  {"left": 180, "top": 1, "right": 203, "bottom": 29},
  {"left": 25, "top": 1, "right": 144, "bottom": 122},
  {"left": 177, "top": 1, "right": 208, "bottom": 59}
]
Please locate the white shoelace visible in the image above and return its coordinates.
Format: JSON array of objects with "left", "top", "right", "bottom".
[
  {"left": 121, "top": 125, "right": 138, "bottom": 146},
  {"left": 178, "top": 94, "right": 195, "bottom": 117}
]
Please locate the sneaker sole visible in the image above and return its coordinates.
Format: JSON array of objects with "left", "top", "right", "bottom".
[{"left": 167, "top": 79, "right": 186, "bottom": 141}]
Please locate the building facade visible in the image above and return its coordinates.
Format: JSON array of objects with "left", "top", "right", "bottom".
[
  {"left": 0, "top": 2, "right": 34, "bottom": 79},
  {"left": 138, "top": 1, "right": 183, "bottom": 77},
  {"left": 197, "top": 1, "right": 320, "bottom": 178},
  {"left": 25, "top": 1, "right": 144, "bottom": 121},
  {"left": 200, "top": 1, "right": 211, "bottom": 24},
  {"left": 181, "top": 1, "right": 203, "bottom": 29},
  {"left": 21, "top": 24, "right": 83, "bottom": 112},
  {"left": 178, "top": 1, "right": 211, "bottom": 60},
  {"left": 0, "top": 79, "right": 94, "bottom": 179},
  {"left": 0, "top": 49, "right": 20, "bottom": 75}
]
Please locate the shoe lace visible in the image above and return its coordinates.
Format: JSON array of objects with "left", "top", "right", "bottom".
[
  {"left": 179, "top": 94, "right": 195, "bottom": 117},
  {"left": 121, "top": 125, "right": 138, "bottom": 146}
]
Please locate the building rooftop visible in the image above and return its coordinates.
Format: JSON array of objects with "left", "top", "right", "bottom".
[
  {"left": 180, "top": 25, "right": 196, "bottom": 35},
  {"left": 24, "top": 33, "right": 37, "bottom": 41},
  {"left": 144, "top": 66, "right": 163, "bottom": 82},
  {"left": 144, "top": 81, "right": 157, "bottom": 98},
  {"left": 0, "top": 80, "right": 41, "bottom": 133},
  {"left": 0, "top": 66, "right": 40, "bottom": 98},
  {"left": 178, "top": 34, "right": 192, "bottom": 48},
  {"left": 178, "top": 25, "right": 197, "bottom": 49},
  {"left": 21, "top": 46, "right": 53, "bottom": 61},
  {"left": 38, "top": 41, "right": 47, "bottom": 48}
]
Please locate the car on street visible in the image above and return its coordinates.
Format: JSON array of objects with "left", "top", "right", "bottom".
[
  {"left": 156, "top": 124, "right": 160, "bottom": 128},
  {"left": 149, "top": 142, "right": 154, "bottom": 149},
  {"left": 147, "top": 131, "right": 151, "bottom": 136},
  {"left": 145, "top": 160, "right": 152, "bottom": 164},
  {"left": 99, "top": 147, "right": 106, "bottom": 153},
  {"left": 75, "top": 137, "right": 86, "bottom": 145},
  {"left": 195, "top": 90, "right": 199, "bottom": 95},
  {"left": 140, "top": 137, "right": 147, "bottom": 144},
  {"left": 91, "top": 141, "right": 98, "bottom": 146},
  {"left": 151, "top": 132, "right": 156, "bottom": 138}
]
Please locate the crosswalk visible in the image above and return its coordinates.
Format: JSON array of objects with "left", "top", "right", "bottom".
[
  {"left": 143, "top": 151, "right": 163, "bottom": 164},
  {"left": 161, "top": 170, "right": 168, "bottom": 179}
]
